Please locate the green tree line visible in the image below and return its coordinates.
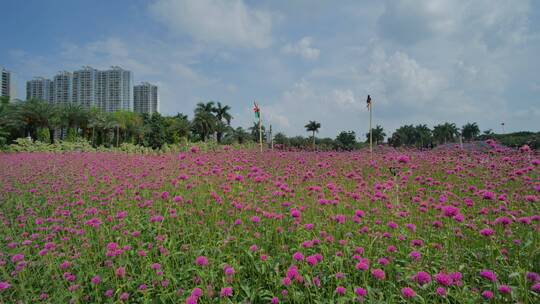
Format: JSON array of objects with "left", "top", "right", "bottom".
[{"left": 1, "top": 96, "right": 537, "bottom": 150}]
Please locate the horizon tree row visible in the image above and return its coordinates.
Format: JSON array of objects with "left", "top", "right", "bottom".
[{"left": 1, "top": 96, "right": 536, "bottom": 149}]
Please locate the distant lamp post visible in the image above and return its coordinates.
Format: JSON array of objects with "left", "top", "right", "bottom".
[{"left": 501, "top": 122, "right": 505, "bottom": 134}]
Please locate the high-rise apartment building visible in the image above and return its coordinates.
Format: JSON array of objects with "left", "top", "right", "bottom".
[
  {"left": 26, "top": 77, "right": 54, "bottom": 102},
  {"left": 134, "top": 82, "right": 159, "bottom": 114},
  {"left": 73, "top": 66, "right": 98, "bottom": 108},
  {"left": 1, "top": 67, "right": 15, "bottom": 100},
  {"left": 72, "top": 66, "right": 132, "bottom": 111},
  {"left": 53, "top": 71, "right": 73, "bottom": 104},
  {"left": 97, "top": 66, "right": 132, "bottom": 112},
  {"left": 25, "top": 66, "right": 135, "bottom": 112}
]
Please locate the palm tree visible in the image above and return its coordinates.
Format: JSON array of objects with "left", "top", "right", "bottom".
[
  {"left": 433, "top": 122, "right": 459, "bottom": 145},
  {"left": 58, "top": 103, "right": 87, "bottom": 140},
  {"left": 212, "top": 102, "right": 233, "bottom": 143},
  {"left": 305, "top": 120, "right": 321, "bottom": 149},
  {"left": 195, "top": 101, "right": 216, "bottom": 115},
  {"left": 461, "top": 122, "right": 480, "bottom": 141},
  {"left": 165, "top": 114, "right": 190, "bottom": 144},
  {"left": 388, "top": 125, "right": 415, "bottom": 147},
  {"left": 88, "top": 108, "right": 105, "bottom": 146},
  {"left": 414, "top": 124, "right": 433, "bottom": 148},
  {"left": 193, "top": 102, "right": 218, "bottom": 141},
  {"left": 273, "top": 132, "right": 290, "bottom": 147},
  {"left": 0, "top": 97, "right": 23, "bottom": 145},
  {"left": 17, "top": 99, "right": 59, "bottom": 142},
  {"left": 113, "top": 111, "right": 137, "bottom": 146},
  {"left": 102, "top": 113, "right": 119, "bottom": 147},
  {"left": 366, "top": 125, "right": 386, "bottom": 145},
  {"left": 192, "top": 110, "right": 217, "bottom": 141},
  {"left": 233, "top": 127, "right": 250, "bottom": 144},
  {"left": 122, "top": 111, "right": 142, "bottom": 144},
  {"left": 248, "top": 122, "right": 266, "bottom": 143}
]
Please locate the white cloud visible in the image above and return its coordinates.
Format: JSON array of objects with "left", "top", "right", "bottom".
[
  {"left": 366, "top": 50, "right": 445, "bottom": 106},
  {"left": 8, "top": 0, "right": 539, "bottom": 136},
  {"left": 60, "top": 38, "right": 156, "bottom": 76},
  {"left": 49, "top": 37, "right": 240, "bottom": 118},
  {"left": 281, "top": 37, "right": 320, "bottom": 60},
  {"left": 150, "top": 0, "right": 273, "bottom": 48},
  {"left": 378, "top": 0, "right": 532, "bottom": 47},
  {"left": 259, "top": 80, "right": 368, "bottom": 137},
  {"left": 332, "top": 89, "right": 356, "bottom": 107}
]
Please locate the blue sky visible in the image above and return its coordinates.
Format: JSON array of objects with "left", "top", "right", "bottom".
[{"left": 1, "top": 0, "right": 539, "bottom": 137}]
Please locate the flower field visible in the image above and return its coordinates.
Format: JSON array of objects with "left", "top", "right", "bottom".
[{"left": 0, "top": 144, "right": 539, "bottom": 303}]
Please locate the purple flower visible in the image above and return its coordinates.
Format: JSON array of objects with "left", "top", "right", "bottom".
[
  {"left": 355, "top": 287, "right": 367, "bottom": 297},
  {"left": 372, "top": 268, "right": 385, "bottom": 280},
  {"left": 195, "top": 256, "right": 208, "bottom": 266},
  {"left": 224, "top": 266, "right": 235, "bottom": 276},
  {"left": 191, "top": 287, "right": 202, "bottom": 297},
  {"left": 292, "top": 252, "right": 304, "bottom": 261},
  {"left": 220, "top": 287, "right": 233, "bottom": 298},
  {"left": 335, "top": 286, "right": 346, "bottom": 296},
  {"left": 398, "top": 155, "right": 410, "bottom": 164},
  {"left": 0, "top": 282, "right": 11, "bottom": 291},
  {"left": 119, "top": 292, "right": 129, "bottom": 302},
  {"left": 480, "top": 270, "right": 497, "bottom": 282},
  {"left": 498, "top": 285, "right": 511, "bottom": 294},
  {"left": 11, "top": 254, "right": 24, "bottom": 263},
  {"left": 401, "top": 287, "right": 416, "bottom": 298},
  {"left": 435, "top": 272, "right": 452, "bottom": 286},
  {"left": 115, "top": 266, "right": 126, "bottom": 278},
  {"left": 482, "top": 290, "right": 494, "bottom": 299},
  {"left": 480, "top": 228, "right": 495, "bottom": 237},
  {"left": 161, "top": 191, "right": 169, "bottom": 200},
  {"left": 526, "top": 272, "right": 540, "bottom": 282},
  {"left": 91, "top": 275, "right": 101, "bottom": 285},
  {"left": 410, "top": 251, "right": 422, "bottom": 260},
  {"left": 306, "top": 255, "right": 318, "bottom": 266},
  {"left": 413, "top": 271, "right": 431, "bottom": 286}
]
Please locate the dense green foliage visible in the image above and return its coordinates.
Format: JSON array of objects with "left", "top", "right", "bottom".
[
  {"left": 479, "top": 132, "right": 540, "bottom": 149},
  {"left": 1, "top": 97, "right": 537, "bottom": 150}
]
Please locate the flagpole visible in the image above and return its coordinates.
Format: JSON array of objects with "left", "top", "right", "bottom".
[
  {"left": 269, "top": 124, "right": 273, "bottom": 151},
  {"left": 259, "top": 105, "right": 263, "bottom": 153},
  {"left": 369, "top": 99, "right": 373, "bottom": 158}
]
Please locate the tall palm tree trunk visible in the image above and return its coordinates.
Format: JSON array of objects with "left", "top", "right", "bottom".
[
  {"left": 91, "top": 127, "right": 95, "bottom": 146},
  {"left": 312, "top": 131, "right": 315, "bottom": 149}
]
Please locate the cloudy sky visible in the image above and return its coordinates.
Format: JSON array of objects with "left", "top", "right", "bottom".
[{"left": 1, "top": 0, "right": 539, "bottom": 137}]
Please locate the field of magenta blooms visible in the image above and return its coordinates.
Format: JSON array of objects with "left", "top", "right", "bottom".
[{"left": 0, "top": 142, "right": 539, "bottom": 303}]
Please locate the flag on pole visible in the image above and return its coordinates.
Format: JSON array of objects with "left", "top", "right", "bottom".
[
  {"left": 366, "top": 94, "right": 372, "bottom": 109},
  {"left": 254, "top": 101, "right": 263, "bottom": 152},
  {"left": 253, "top": 102, "right": 261, "bottom": 122}
]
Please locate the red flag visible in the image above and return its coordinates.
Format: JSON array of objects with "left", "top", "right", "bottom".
[{"left": 253, "top": 102, "right": 260, "bottom": 119}]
